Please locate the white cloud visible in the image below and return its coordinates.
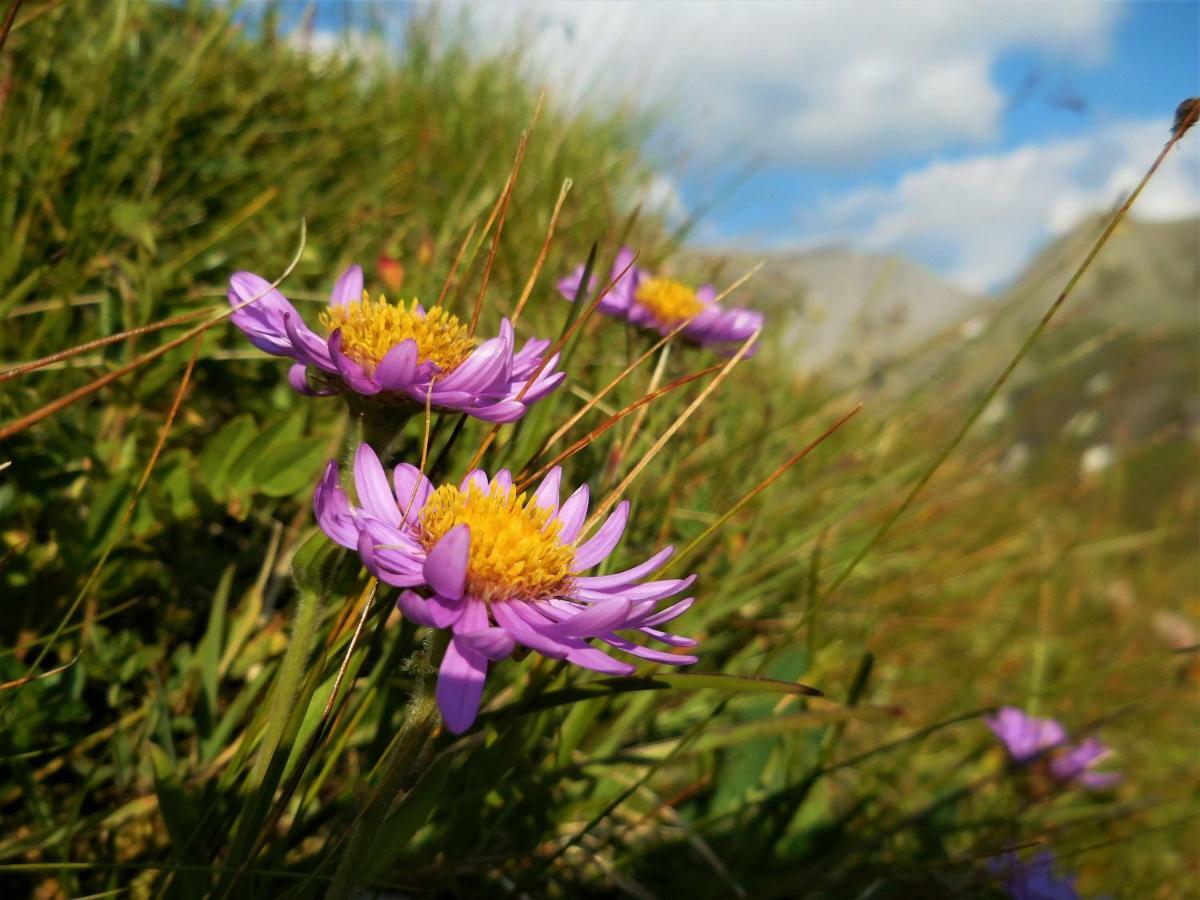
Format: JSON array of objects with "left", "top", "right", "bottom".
[
  {"left": 452, "top": 0, "right": 1119, "bottom": 166},
  {"left": 800, "top": 119, "right": 1200, "bottom": 291}
]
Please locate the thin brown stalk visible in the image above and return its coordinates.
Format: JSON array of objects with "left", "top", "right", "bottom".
[
  {"left": 0, "top": 656, "right": 75, "bottom": 692},
  {"left": 0, "top": 307, "right": 210, "bottom": 383},
  {"left": 468, "top": 132, "right": 530, "bottom": 334},
  {"left": 530, "top": 316, "right": 710, "bottom": 463},
  {"left": 462, "top": 253, "right": 640, "bottom": 473},
  {"left": 710, "top": 261, "right": 764, "bottom": 305},
  {"left": 581, "top": 329, "right": 761, "bottom": 536},
  {"left": 0, "top": 220, "right": 306, "bottom": 442},
  {"left": 510, "top": 178, "right": 573, "bottom": 325},
  {"left": 668, "top": 403, "right": 863, "bottom": 572},
  {"left": 1, "top": 338, "right": 200, "bottom": 712},
  {"left": 83, "top": 338, "right": 203, "bottom": 636},
  {"left": 320, "top": 582, "right": 377, "bottom": 720},
  {"left": 400, "top": 380, "right": 438, "bottom": 522},
  {"left": 434, "top": 220, "right": 479, "bottom": 309},
  {"left": 516, "top": 363, "right": 724, "bottom": 492},
  {"left": 614, "top": 341, "right": 670, "bottom": 466},
  {"left": 0, "top": 0, "right": 24, "bottom": 53},
  {"left": 468, "top": 93, "right": 544, "bottom": 334}
]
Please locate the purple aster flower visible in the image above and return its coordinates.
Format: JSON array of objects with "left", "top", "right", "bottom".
[
  {"left": 1048, "top": 737, "right": 1122, "bottom": 789},
  {"left": 314, "top": 443, "right": 699, "bottom": 733},
  {"left": 986, "top": 707, "right": 1069, "bottom": 763},
  {"left": 989, "top": 851, "right": 1081, "bottom": 900},
  {"left": 227, "top": 266, "right": 564, "bottom": 423},
  {"left": 986, "top": 707, "right": 1121, "bottom": 790},
  {"left": 557, "top": 247, "right": 763, "bottom": 352}
]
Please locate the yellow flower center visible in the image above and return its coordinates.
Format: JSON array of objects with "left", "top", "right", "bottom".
[
  {"left": 320, "top": 293, "right": 476, "bottom": 374},
  {"left": 634, "top": 277, "right": 707, "bottom": 325},
  {"left": 419, "top": 482, "right": 576, "bottom": 603}
]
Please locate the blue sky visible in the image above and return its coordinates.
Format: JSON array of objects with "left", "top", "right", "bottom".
[{"left": 282, "top": 1, "right": 1198, "bottom": 292}]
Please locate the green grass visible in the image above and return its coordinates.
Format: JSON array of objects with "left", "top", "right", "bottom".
[{"left": 1, "top": 2, "right": 1196, "bottom": 898}]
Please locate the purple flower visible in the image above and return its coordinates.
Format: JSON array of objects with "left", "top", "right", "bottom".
[
  {"left": 315, "top": 443, "right": 699, "bottom": 733},
  {"left": 557, "top": 247, "right": 763, "bottom": 352},
  {"left": 227, "top": 266, "right": 564, "bottom": 422},
  {"left": 985, "top": 707, "right": 1121, "bottom": 790},
  {"left": 989, "top": 851, "right": 1081, "bottom": 900},
  {"left": 1048, "top": 738, "right": 1122, "bottom": 789}
]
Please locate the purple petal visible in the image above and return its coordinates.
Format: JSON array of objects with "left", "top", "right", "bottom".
[
  {"left": 354, "top": 443, "right": 401, "bottom": 527},
  {"left": 426, "top": 591, "right": 467, "bottom": 628},
  {"left": 424, "top": 524, "right": 470, "bottom": 601},
  {"left": 572, "top": 501, "right": 630, "bottom": 571},
  {"left": 437, "top": 628, "right": 489, "bottom": 734},
  {"left": 393, "top": 463, "right": 432, "bottom": 523},
  {"left": 490, "top": 469, "right": 513, "bottom": 495},
  {"left": 313, "top": 461, "right": 359, "bottom": 549},
  {"left": 515, "top": 369, "right": 566, "bottom": 404},
  {"left": 638, "top": 596, "right": 695, "bottom": 627},
  {"left": 374, "top": 339, "right": 419, "bottom": 390},
  {"left": 328, "top": 330, "right": 380, "bottom": 395},
  {"left": 1076, "top": 769, "right": 1122, "bottom": 790},
  {"left": 564, "top": 644, "right": 636, "bottom": 676},
  {"left": 575, "top": 545, "right": 673, "bottom": 590},
  {"left": 460, "top": 470, "right": 489, "bottom": 494},
  {"left": 555, "top": 483, "right": 590, "bottom": 543},
  {"left": 396, "top": 589, "right": 438, "bottom": 628},
  {"left": 283, "top": 311, "right": 335, "bottom": 371},
  {"left": 438, "top": 322, "right": 512, "bottom": 393},
  {"left": 490, "top": 603, "right": 570, "bottom": 659},
  {"left": 456, "top": 627, "right": 517, "bottom": 661},
  {"left": 532, "top": 467, "right": 562, "bottom": 516},
  {"left": 329, "top": 265, "right": 364, "bottom": 307},
  {"left": 542, "top": 598, "right": 634, "bottom": 639},
  {"left": 641, "top": 626, "right": 698, "bottom": 648},
  {"left": 576, "top": 574, "right": 696, "bottom": 604},
  {"left": 467, "top": 400, "right": 527, "bottom": 423},
  {"left": 602, "top": 634, "right": 698, "bottom": 666}
]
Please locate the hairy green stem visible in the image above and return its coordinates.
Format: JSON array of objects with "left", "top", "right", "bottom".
[
  {"left": 249, "top": 587, "right": 320, "bottom": 786},
  {"left": 325, "top": 688, "right": 440, "bottom": 900}
]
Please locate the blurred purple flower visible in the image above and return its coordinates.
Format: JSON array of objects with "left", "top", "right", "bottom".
[
  {"left": 989, "top": 851, "right": 1081, "bottom": 900},
  {"left": 1048, "top": 738, "right": 1122, "bottom": 789},
  {"left": 557, "top": 247, "right": 763, "bottom": 352},
  {"left": 985, "top": 707, "right": 1120, "bottom": 790},
  {"left": 315, "top": 443, "right": 699, "bottom": 733},
  {"left": 227, "top": 266, "right": 564, "bottom": 422}
]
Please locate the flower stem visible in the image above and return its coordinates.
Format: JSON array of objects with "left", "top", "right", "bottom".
[{"left": 325, "top": 686, "right": 440, "bottom": 900}]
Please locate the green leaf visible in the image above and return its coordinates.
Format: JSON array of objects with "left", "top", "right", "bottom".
[
  {"left": 110, "top": 200, "right": 157, "bottom": 252},
  {"left": 251, "top": 437, "right": 330, "bottom": 497},
  {"left": 363, "top": 753, "right": 453, "bottom": 879},
  {"left": 198, "top": 414, "right": 257, "bottom": 500},
  {"left": 228, "top": 413, "right": 306, "bottom": 493},
  {"left": 484, "top": 672, "right": 824, "bottom": 722}
]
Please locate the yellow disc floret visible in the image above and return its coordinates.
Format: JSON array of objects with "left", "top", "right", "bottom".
[
  {"left": 634, "top": 277, "right": 707, "bottom": 325},
  {"left": 320, "top": 293, "right": 475, "bottom": 374},
  {"left": 419, "top": 482, "right": 575, "bottom": 603}
]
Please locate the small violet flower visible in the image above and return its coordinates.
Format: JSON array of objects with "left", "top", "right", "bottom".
[
  {"left": 315, "top": 443, "right": 699, "bottom": 732},
  {"left": 228, "top": 266, "right": 564, "bottom": 422},
  {"left": 988, "top": 851, "right": 1081, "bottom": 900},
  {"left": 986, "top": 707, "right": 1121, "bottom": 790},
  {"left": 557, "top": 247, "right": 763, "bottom": 353}
]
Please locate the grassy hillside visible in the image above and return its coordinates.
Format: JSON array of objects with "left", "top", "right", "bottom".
[{"left": 1, "top": 3, "right": 1196, "bottom": 898}]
